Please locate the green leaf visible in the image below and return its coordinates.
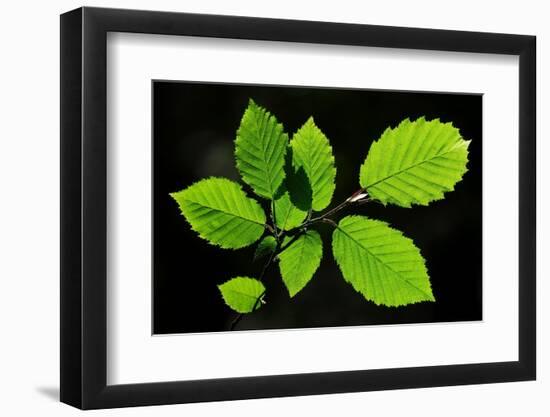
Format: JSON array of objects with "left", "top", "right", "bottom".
[
  {"left": 278, "top": 230, "right": 323, "bottom": 297},
  {"left": 254, "top": 235, "right": 277, "bottom": 261},
  {"left": 272, "top": 149, "right": 311, "bottom": 231},
  {"left": 170, "top": 177, "right": 266, "bottom": 249},
  {"left": 235, "top": 99, "right": 289, "bottom": 199},
  {"left": 218, "top": 277, "right": 265, "bottom": 313},
  {"left": 360, "top": 117, "right": 470, "bottom": 207},
  {"left": 290, "top": 117, "right": 336, "bottom": 211},
  {"left": 284, "top": 148, "right": 313, "bottom": 211},
  {"left": 273, "top": 188, "right": 308, "bottom": 231},
  {"left": 332, "top": 215, "right": 434, "bottom": 307}
]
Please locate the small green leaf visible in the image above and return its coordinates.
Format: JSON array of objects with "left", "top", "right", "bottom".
[
  {"left": 360, "top": 117, "right": 470, "bottom": 207},
  {"left": 254, "top": 236, "right": 277, "bottom": 261},
  {"left": 272, "top": 149, "right": 311, "bottom": 231},
  {"left": 170, "top": 177, "right": 266, "bottom": 249},
  {"left": 284, "top": 148, "right": 313, "bottom": 211},
  {"left": 273, "top": 188, "right": 308, "bottom": 231},
  {"left": 290, "top": 117, "right": 336, "bottom": 211},
  {"left": 235, "top": 99, "right": 288, "bottom": 199},
  {"left": 278, "top": 230, "right": 323, "bottom": 297},
  {"left": 332, "top": 215, "right": 434, "bottom": 307},
  {"left": 218, "top": 277, "right": 265, "bottom": 313}
]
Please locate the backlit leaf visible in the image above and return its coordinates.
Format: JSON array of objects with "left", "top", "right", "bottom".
[
  {"left": 273, "top": 188, "right": 308, "bottom": 231},
  {"left": 360, "top": 117, "right": 469, "bottom": 207},
  {"left": 254, "top": 235, "right": 277, "bottom": 261},
  {"left": 235, "top": 99, "right": 288, "bottom": 199},
  {"left": 218, "top": 277, "right": 265, "bottom": 313},
  {"left": 278, "top": 230, "right": 323, "bottom": 297},
  {"left": 332, "top": 215, "right": 434, "bottom": 307},
  {"left": 170, "top": 177, "right": 266, "bottom": 249},
  {"left": 290, "top": 117, "right": 336, "bottom": 211},
  {"left": 272, "top": 149, "right": 311, "bottom": 231}
]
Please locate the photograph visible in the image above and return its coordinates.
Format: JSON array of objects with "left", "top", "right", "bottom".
[{"left": 153, "top": 81, "right": 482, "bottom": 334}]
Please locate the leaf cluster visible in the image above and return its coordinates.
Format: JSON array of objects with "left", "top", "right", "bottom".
[{"left": 171, "top": 99, "right": 470, "bottom": 318}]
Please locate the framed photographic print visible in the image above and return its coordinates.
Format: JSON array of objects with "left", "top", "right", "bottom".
[{"left": 60, "top": 6, "right": 536, "bottom": 409}]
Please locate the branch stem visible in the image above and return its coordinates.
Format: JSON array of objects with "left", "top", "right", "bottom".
[{"left": 300, "top": 189, "right": 368, "bottom": 228}]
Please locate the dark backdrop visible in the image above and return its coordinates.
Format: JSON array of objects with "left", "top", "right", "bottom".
[{"left": 153, "top": 81, "right": 482, "bottom": 334}]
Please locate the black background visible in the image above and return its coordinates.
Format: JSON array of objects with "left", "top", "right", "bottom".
[{"left": 153, "top": 81, "right": 482, "bottom": 334}]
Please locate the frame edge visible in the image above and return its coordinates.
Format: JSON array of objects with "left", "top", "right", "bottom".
[
  {"left": 518, "top": 35, "right": 537, "bottom": 381},
  {"left": 60, "top": 7, "right": 84, "bottom": 409}
]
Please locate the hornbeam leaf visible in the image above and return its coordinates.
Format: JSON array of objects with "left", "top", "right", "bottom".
[
  {"left": 332, "top": 215, "right": 434, "bottom": 307},
  {"left": 360, "top": 117, "right": 470, "bottom": 207},
  {"left": 284, "top": 150, "right": 313, "bottom": 211},
  {"left": 273, "top": 188, "right": 308, "bottom": 231},
  {"left": 170, "top": 177, "right": 266, "bottom": 249},
  {"left": 254, "top": 235, "right": 277, "bottom": 261},
  {"left": 235, "top": 99, "right": 288, "bottom": 199},
  {"left": 218, "top": 277, "right": 265, "bottom": 313},
  {"left": 278, "top": 230, "right": 323, "bottom": 297},
  {"left": 272, "top": 150, "right": 311, "bottom": 231},
  {"left": 290, "top": 117, "right": 336, "bottom": 211}
]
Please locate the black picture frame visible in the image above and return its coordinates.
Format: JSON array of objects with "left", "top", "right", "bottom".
[{"left": 60, "top": 6, "right": 536, "bottom": 410}]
